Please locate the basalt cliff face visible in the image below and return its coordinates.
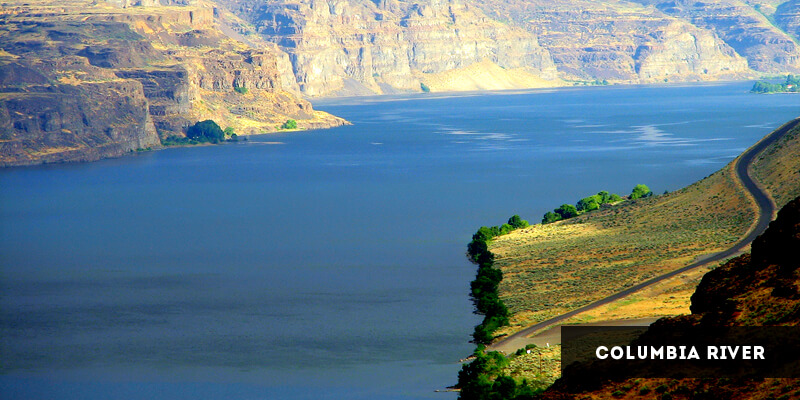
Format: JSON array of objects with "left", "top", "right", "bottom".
[
  {"left": 3, "top": 1, "right": 800, "bottom": 165},
  {"left": 213, "top": 0, "right": 800, "bottom": 96},
  {"left": 220, "top": 0, "right": 560, "bottom": 96},
  {"left": 541, "top": 196, "right": 800, "bottom": 400},
  {"left": 0, "top": 0, "right": 345, "bottom": 167},
  {"left": 472, "top": 0, "right": 752, "bottom": 82},
  {"left": 776, "top": 0, "right": 800, "bottom": 39},
  {"left": 631, "top": 0, "right": 800, "bottom": 73}
]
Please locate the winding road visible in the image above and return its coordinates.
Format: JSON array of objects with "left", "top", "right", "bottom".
[{"left": 488, "top": 117, "right": 800, "bottom": 355}]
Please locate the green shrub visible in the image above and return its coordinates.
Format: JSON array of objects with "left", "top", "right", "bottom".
[
  {"left": 542, "top": 211, "right": 562, "bottom": 224},
  {"left": 234, "top": 85, "right": 248, "bottom": 94},
  {"left": 161, "top": 135, "right": 195, "bottom": 146},
  {"left": 281, "top": 119, "right": 298, "bottom": 130},
  {"left": 508, "top": 215, "right": 529, "bottom": 229},
  {"left": 630, "top": 184, "right": 653, "bottom": 200},
  {"left": 186, "top": 120, "right": 224, "bottom": 144},
  {"left": 420, "top": 82, "right": 430, "bottom": 93},
  {"left": 577, "top": 196, "right": 600, "bottom": 211},
  {"left": 555, "top": 204, "right": 579, "bottom": 219}
]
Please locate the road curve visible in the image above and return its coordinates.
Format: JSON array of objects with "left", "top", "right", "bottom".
[{"left": 488, "top": 117, "right": 800, "bottom": 354}]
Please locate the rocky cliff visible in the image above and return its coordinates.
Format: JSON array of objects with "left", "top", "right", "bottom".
[
  {"left": 631, "top": 0, "right": 800, "bottom": 73},
  {"left": 213, "top": 0, "right": 800, "bottom": 95},
  {"left": 218, "top": 0, "right": 561, "bottom": 96},
  {"left": 471, "top": 0, "right": 754, "bottom": 82},
  {"left": 775, "top": 0, "right": 800, "bottom": 39},
  {"left": 0, "top": 0, "right": 345, "bottom": 167}
]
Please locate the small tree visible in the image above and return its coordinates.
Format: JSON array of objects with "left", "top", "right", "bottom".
[
  {"left": 630, "top": 184, "right": 653, "bottom": 200},
  {"left": 542, "top": 211, "right": 561, "bottom": 224},
  {"left": 507, "top": 215, "right": 529, "bottom": 229},
  {"left": 186, "top": 120, "right": 224, "bottom": 144},
  {"left": 555, "top": 204, "right": 579, "bottom": 219},
  {"left": 577, "top": 196, "right": 600, "bottom": 212},
  {"left": 224, "top": 127, "right": 235, "bottom": 136},
  {"left": 281, "top": 119, "right": 298, "bottom": 130}
]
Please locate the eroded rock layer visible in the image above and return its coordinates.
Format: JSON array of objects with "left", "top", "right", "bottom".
[
  {"left": 215, "top": 0, "right": 800, "bottom": 96},
  {"left": 0, "top": 0, "right": 345, "bottom": 167},
  {"left": 220, "top": 0, "right": 561, "bottom": 96}
]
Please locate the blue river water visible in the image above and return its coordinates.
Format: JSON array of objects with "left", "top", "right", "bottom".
[{"left": 0, "top": 82, "right": 798, "bottom": 399}]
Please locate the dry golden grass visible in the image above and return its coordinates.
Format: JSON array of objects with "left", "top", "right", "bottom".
[
  {"left": 492, "top": 125, "right": 800, "bottom": 338},
  {"left": 494, "top": 129, "right": 800, "bottom": 391},
  {"left": 753, "top": 122, "right": 800, "bottom": 209},
  {"left": 491, "top": 145, "right": 783, "bottom": 336},
  {"left": 559, "top": 262, "right": 721, "bottom": 325},
  {"left": 506, "top": 122, "right": 800, "bottom": 333}
]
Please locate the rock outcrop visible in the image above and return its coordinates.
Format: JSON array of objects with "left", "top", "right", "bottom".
[
  {"left": 219, "top": 0, "right": 561, "bottom": 96},
  {"left": 776, "top": 0, "right": 800, "bottom": 40},
  {"left": 0, "top": 0, "right": 346, "bottom": 167},
  {"left": 470, "top": 0, "right": 753, "bottom": 82},
  {"left": 632, "top": 0, "right": 800, "bottom": 73},
  {"left": 214, "top": 0, "right": 800, "bottom": 94}
]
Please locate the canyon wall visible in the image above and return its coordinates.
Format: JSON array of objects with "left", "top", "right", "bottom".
[
  {"left": 220, "top": 0, "right": 560, "bottom": 96},
  {"left": 0, "top": 0, "right": 345, "bottom": 167},
  {"left": 216, "top": 0, "right": 800, "bottom": 96}
]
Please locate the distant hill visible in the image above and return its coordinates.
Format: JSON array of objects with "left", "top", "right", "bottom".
[{"left": 0, "top": 0, "right": 346, "bottom": 167}]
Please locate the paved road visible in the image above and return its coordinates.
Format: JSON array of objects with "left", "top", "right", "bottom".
[{"left": 488, "top": 117, "right": 800, "bottom": 354}]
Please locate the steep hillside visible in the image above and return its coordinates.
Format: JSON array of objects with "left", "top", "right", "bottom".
[
  {"left": 0, "top": 0, "right": 345, "bottom": 167},
  {"left": 487, "top": 121, "right": 800, "bottom": 337},
  {"left": 541, "top": 195, "right": 800, "bottom": 400}
]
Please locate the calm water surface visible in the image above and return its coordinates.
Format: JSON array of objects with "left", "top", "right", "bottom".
[{"left": 1, "top": 82, "right": 798, "bottom": 399}]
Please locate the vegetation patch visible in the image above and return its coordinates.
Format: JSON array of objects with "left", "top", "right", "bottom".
[
  {"left": 456, "top": 346, "right": 549, "bottom": 400},
  {"left": 541, "top": 187, "right": 648, "bottom": 224},
  {"left": 280, "top": 119, "right": 298, "bottom": 130},
  {"left": 467, "top": 215, "right": 530, "bottom": 344},
  {"left": 162, "top": 120, "right": 243, "bottom": 146},
  {"left": 751, "top": 75, "right": 800, "bottom": 93}
]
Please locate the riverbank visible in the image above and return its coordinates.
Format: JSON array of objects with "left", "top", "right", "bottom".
[{"left": 453, "top": 117, "right": 800, "bottom": 397}]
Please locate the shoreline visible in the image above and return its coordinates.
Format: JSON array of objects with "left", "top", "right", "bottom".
[{"left": 486, "top": 117, "right": 799, "bottom": 352}]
